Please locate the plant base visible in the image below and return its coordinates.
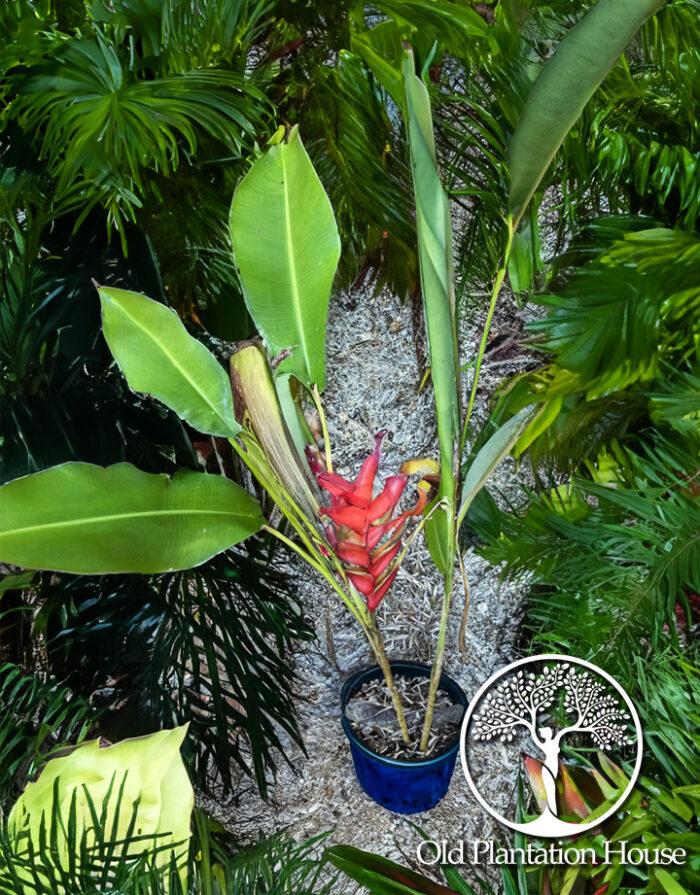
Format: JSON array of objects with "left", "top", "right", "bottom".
[{"left": 340, "top": 662, "right": 467, "bottom": 814}]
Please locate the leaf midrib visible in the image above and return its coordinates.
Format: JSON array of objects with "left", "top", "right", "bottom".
[
  {"left": 281, "top": 147, "right": 313, "bottom": 382},
  {"left": 2, "top": 508, "right": 250, "bottom": 537}
]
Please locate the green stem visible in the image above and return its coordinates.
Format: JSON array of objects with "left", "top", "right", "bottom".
[
  {"left": 310, "top": 384, "right": 333, "bottom": 473},
  {"left": 367, "top": 613, "right": 411, "bottom": 744},
  {"left": 263, "top": 525, "right": 369, "bottom": 626},
  {"left": 419, "top": 562, "right": 454, "bottom": 752},
  {"left": 459, "top": 217, "right": 515, "bottom": 459}
]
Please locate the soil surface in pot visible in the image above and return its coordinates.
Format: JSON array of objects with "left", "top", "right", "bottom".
[{"left": 345, "top": 674, "right": 463, "bottom": 761}]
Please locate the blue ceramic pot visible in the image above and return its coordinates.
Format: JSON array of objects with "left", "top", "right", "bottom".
[{"left": 340, "top": 661, "right": 467, "bottom": 814}]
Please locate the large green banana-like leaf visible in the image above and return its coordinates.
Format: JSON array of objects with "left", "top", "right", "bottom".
[
  {"left": 229, "top": 126, "right": 340, "bottom": 389},
  {"left": 0, "top": 463, "right": 263, "bottom": 573},
  {"left": 100, "top": 286, "right": 238, "bottom": 437},
  {"left": 508, "top": 0, "right": 667, "bottom": 222},
  {"left": 403, "top": 50, "right": 461, "bottom": 574},
  {"left": 9, "top": 727, "right": 193, "bottom": 893}
]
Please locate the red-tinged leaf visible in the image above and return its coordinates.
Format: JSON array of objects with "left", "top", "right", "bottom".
[
  {"left": 523, "top": 754, "right": 548, "bottom": 813},
  {"left": 337, "top": 544, "right": 371, "bottom": 568},
  {"left": 559, "top": 762, "right": 590, "bottom": 819},
  {"left": 565, "top": 763, "right": 605, "bottom": 808},
  {"left": 366, "top": 475, "right": 407, "bottom": 523},
  {"left": 369, "top": 541, "right": 401, "bottom": 578},
  {"left": 368, "top": 568, "right": 398, "bottom": 611},
  {"left": 325, "top": 845, "right": 458, "bottom": 895},
  {"left": 321, "top": 504, "right": 368, "bottom": 532},
  {"left": 592, "top": 885, "right": 609, "bottom": 895},
  {"left": 349, "top": 572, "right": 374, "bottom": 596}
]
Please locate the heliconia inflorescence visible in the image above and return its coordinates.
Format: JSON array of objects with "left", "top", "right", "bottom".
[{"left": 307, "top": 432, "right": 427, "bottom": 612}]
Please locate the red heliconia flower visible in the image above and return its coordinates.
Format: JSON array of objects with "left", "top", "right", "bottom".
[{"left": 309, "top": 432, "right": 426, "bottom": 611}]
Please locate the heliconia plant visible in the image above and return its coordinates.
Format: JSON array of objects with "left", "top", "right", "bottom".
[{"left": 0, "top": 1, "right": 665, "bottom": 756}]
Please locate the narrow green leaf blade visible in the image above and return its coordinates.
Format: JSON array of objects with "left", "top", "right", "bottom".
[
  {"left": 351, "top": 22, "right": 405, "bottom": 109},
  {"left": 457, "top": 408, "right": 533, "bottom": 528},
  {"left": 403, "top": 50, "right": 461, "bottom": 573},
  {"left": 100, "top": 286, "right": 238, "bottom": 437},
  {"left": 655, "top": 869, "right": 690, "bottom": 895},
  {"left": 508, "top": 0, "right": 667, "bottom": 221},
  {"left": 230, "top": 126, "right": 340, "bottom": 389},
  {"left": 0, "top": 463, "right": 263, "bottom": 573},
  {"left": 325, "top": 845, "right": 457, "bottom": 895}
]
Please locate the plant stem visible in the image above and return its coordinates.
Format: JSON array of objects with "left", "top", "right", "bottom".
[
  {"left": 457, "top": 547, "right": 471, "bottom": 655},
  {"left": 419, "top": 563, "right": 454, "bottom": 752},
  {"left": 459, "top": 217, "right": 515, "bottom": 459},
  {"left": 310, "top": 384, "right": 333, "bottom": 472},
  {"left": 367, "top": 613, "right": 411, "bottom": 744}
]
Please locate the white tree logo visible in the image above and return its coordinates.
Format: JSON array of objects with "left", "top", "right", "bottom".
[{"left": 461, "top": 655, "right": 643, "bottom": 837}]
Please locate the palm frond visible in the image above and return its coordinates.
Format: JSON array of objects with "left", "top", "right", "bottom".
[
  {"left": 0, "top": 662, "right": 92, "bottom": 812},
  {"left": 297, "top": 53, "right": 418, "bottom": 296},
  {"left": 3, "top": 30, "right": 266, "bottom": 240},
  {"left": 481, "top": 439, "right": 700, "bottom": 687},
  {"left": 38, "top": 550, "right": 312, "bottom": 797}
]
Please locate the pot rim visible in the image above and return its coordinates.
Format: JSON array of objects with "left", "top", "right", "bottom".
[{"left": 340, "top": 660, "right": 467, "bottom": 770}]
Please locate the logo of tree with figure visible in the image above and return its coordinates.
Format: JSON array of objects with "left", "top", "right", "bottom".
[{"left": 471, "top": 662, "right": 634, "bottom": 833}]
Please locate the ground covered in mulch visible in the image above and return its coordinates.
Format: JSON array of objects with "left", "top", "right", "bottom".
[{"left": 202, "top": 274, "right": 540, "bottom": 886}]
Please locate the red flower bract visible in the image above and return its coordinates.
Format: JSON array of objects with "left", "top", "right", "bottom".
[{"left": 311, "top": 432, "right": 426, "bottom": 611}]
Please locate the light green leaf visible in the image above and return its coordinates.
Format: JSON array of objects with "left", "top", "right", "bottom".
[
  {"left": 100, "top": 286, "right": 238, "bottom": 437},
  {"left": 230, "top": 126, "right": 340, "bottom": 389},
  {"left": 403, "top": 50, "right": 460, "bottom": 574},
  {"left": 508, "top": 0, "right": 667, "bottom": 222},
  {"left": 8, "top": 726, "right": 193, "bottom": 892},
  {"left": 457, "top": 409, "right": 532, "bottom": 528},
  {"left": 0, "top": 462, "right": 263, "bottom": 574},
  {"left": 655, "top": 869, "right": 690, "bottom": 895}
]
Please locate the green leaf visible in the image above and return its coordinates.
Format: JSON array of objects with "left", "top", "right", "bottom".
[
  {"left": 374, "top": 0, "right": 487, "bottom": 45},
  {"left": 655, "top": 869, "right": 691, "bottom": 895},
  {"left": 230, "top": 126, "right": 340, "bottom": 389},
  {"left": 508, "top": 0, "right": 667, "bottom": 222},
  {"left": 0, "top": 462, "right": 263, "bottom": 574},
  {"left": 8, "top": 726, "right": 194, "bottom": 890},
  {"left": 230, "top": 342, "right": 320, "bottom": 521},
  {"left": 457, "top": 409, "right": 532, "bottom": 528},
  {"left": 351, "top": 21, "right": 405, "bottom": 109},
  {"left": 0, "top": 570, "right": 36, "bottom": 597},
  {"left": 99, "top": 286, "right": 239, "bottom": 437},
  {"left": 325, "top": 845, "right": 457, "bottom": 895},
  {"left": 403, "top": 49, "right": 461, "bottom": 574}
]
